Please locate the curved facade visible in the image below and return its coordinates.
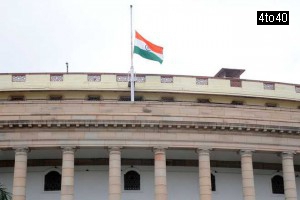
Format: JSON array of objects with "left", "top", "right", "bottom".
[{"left": 0, "top": 71, "right": 300, "bottom": 200}]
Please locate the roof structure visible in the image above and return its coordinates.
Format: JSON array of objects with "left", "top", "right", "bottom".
[{"left": 214, "top": 68, "right": 245, "bottom": 78}]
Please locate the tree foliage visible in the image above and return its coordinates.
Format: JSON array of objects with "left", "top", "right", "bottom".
[{"left": 0, "top": 184, "right": 12, "bottom": 200}]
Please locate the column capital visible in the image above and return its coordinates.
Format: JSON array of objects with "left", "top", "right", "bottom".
[
  {"left": 61, "top": 146, "right": 76, "bottom": 153},
  {"left": 281, "top": 151, "right": 296, "bottom": 158},
  {"left": 196, "top": 147, "right": 211, "bottom": 154},
  {"left": 153, "top": 146, "right": 167, "bottom": 154},
  {"left": 240, "top": 149, "right": 255, "bottom": 156},
  {"left": 108, "top": 146, "right": 122, "bottom": 152},
  {"left": 14, "top": 147, "right": 29, "bottom": 153}
]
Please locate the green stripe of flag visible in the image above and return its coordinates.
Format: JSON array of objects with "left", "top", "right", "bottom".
[{"left": 134, "top": 46, "right": 163, "bottom": 64}]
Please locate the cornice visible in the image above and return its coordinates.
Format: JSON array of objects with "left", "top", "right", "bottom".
[{"left": 0, "top": 120, "right": 299, "bottom": 135}]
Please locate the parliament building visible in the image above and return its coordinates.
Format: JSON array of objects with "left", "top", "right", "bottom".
[{"left": 0, "top": 68, "right": 300, "bottom": 200}]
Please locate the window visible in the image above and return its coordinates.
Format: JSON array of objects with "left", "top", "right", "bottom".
[
  {"left": 116, "top": 75, "right": 146, "bottom": 83},
  {"left": 87, "top": 95, "right": 101, "bottom": 101},
  {"left": 124, "top": 170, "right": 140, "bottom": 190},
  {"left": 230, "top": 80, "right": 242, "bottom": 87},
  {"left": 134, "top": 96, "right": 143, "bottom": 101},
  {"left": 136, "top": 75, "right": 146, "bottom": 83},
  {"left": 44, "top": 171, "right": 61, "bottom": 191},
  {"left": 161, "top": 76, "right": 173, "bottom": 83},
  {"left": 271, "top": 175, "right": 284, "bottom": 194},
  {"left": 265, "top": 103, "right": 277, "bottom": 107},
  {"left": 116, "top": 75, "right": 128, "bottom": 82},
  {"left": 12, "top": 74, "right": 26, "bottom": 82},
  {"left": 87, "top": 74, "right": 101, "bottom": 82},
  {"left": 49, "top": 95, "right": 63, "bottom": 101},
  {"left": 264, "top": 82, "right": 275, "bottom": 90},
  {"left": 197, "top": 99, "right": 210, "bottom": 103},
  {"left": 50, "top": 74, "right": 63, "bottom": 82},
  {"left": 161, "top": 97, "right": 174, "bottom": 102},
  {"left": 119, "top": 96, "right": 131, "bottom": 101},
  {"left": 196, "top": 78, "right": 208, "bottom": 85},
  {"left": 296, "top": 86, "right": 300, "bottom": 93},
  {"left": 211, "top": 174, "right": 216, "bottom": 191},
  {"left": 10, "top": 96, "right": 25, "bottom": 101},
  {"left": 119, "top": 96, "right": 143, "bottom": 101},
  {"left": 231, "top": 100, "right": 244, "bottom": 105}
]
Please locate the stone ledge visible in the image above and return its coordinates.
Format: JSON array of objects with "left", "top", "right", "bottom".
[{"left": 0, "top": 120, "right": 299, "bottom": 135}]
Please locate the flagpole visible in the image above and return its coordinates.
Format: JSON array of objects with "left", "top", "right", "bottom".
[{"left": 130, "top": 5, "right": 135, "bottom": 102}]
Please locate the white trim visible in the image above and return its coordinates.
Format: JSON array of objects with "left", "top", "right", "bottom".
[{"left": 134, "top": 39, "right": 163, "bottom": 60}]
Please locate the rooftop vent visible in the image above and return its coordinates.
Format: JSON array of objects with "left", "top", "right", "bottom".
[{"left": 214, "top": 68, "right": 245, "bottom": 79}]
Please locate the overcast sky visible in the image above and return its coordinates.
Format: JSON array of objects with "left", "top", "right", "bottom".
[{"left": 0, "top": 0, "right": 299, "bottom": 84}]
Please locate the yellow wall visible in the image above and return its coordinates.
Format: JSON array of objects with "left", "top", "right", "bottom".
[{"left": 0, "top": 74, "right": 299, "bottom": 109}]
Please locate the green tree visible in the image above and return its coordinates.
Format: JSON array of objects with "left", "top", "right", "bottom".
[{"left": 0, "top": 184, "right": 12, "bottom": 200}]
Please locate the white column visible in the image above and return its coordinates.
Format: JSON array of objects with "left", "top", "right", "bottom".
[
  {"left": 61, "top": 146, "right": 76, "bottom": 200},
  {"left": 197, "top": 148, "right": 212, "bottom": 200},
  {"left": 109, "top": 147, "right": 121, "bottom": 200},
  {"left": 154, "top": 147, "right": 167, "bottom": 200},
  {"left": 12, "top": 147, "right": 29, "bottom": 200},
  {"left": 282, "top": 152, "right": 297, "bottom": 200},
  {"left": 240, "top": 150, "right": 256, "bottom": 200}
]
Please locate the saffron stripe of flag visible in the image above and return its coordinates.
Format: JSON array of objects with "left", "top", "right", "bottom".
[{"left": 133, "top": 31, "right": 163, "bottom": 64}]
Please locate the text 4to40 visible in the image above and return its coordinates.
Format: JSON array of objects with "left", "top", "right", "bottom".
[{"left": 257, "top": 11, "right": 289, "bottom": 25}]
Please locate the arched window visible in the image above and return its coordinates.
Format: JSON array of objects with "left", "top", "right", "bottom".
[
  {"left": 124, "top": 170, "right": 140, "bottom": 190},
  {"left": 211, "top": 174, "right": 216, "bottom": 191},
  {"left": 44, "top": 171, "right": 61, "bottom": 191},
  {"left": 271, "top": 175, "right": 284, "bottom": 194}
]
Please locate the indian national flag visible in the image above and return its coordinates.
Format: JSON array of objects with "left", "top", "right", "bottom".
[{"left": 133, "top": 31, "right": 163, "bottom": 64}]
